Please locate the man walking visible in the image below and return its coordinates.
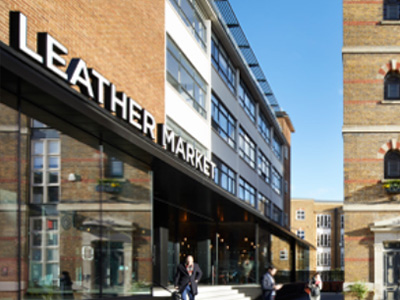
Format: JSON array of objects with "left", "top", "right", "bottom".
[
  {"left": 261, "top": 265, "right": 283, "bottom": 300},
  {"left": 174, "top": 255, "right": 203, "bottom": 300}
]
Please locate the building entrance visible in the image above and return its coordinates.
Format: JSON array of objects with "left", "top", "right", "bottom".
[{"left": 384, "top": 242, "right": 400, "bottom": 300}]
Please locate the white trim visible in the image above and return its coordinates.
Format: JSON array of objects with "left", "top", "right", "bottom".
[
  {"left": 343, "top": 46, "right": 400, "bottom": 54},
  {"left": 344, "top": 203, "right": 400, "bottom": 212},
  {"left": 342, "top": 125, "right": 400, "bottom": 133}
]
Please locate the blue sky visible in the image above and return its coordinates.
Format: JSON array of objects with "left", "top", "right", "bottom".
[{"left": 228, "top": 0, "right": 344, "bottom": 201}]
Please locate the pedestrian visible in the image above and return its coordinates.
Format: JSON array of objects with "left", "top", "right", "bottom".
[
  {"left": 261, "top": 265, "right": 283, "bottom": 300},
  {"left": 308, "top": 272, "right": 322, "bottom": 300},
  {"left": 174, "top": 255, "right": 203, "bottom": 300},
  {"left": 60, "top": 271, "right": 74, "bottom": 299}
]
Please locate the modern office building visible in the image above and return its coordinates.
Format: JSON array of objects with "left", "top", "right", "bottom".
[
  {"left": 0, "top": 0, "right": 310, "bottom": 299},
  {"left": 291, "top": 199, "right": 344, "bottom": 280},
  {"left": 343, "top": 0, "right": 400, "bottom": 299}
]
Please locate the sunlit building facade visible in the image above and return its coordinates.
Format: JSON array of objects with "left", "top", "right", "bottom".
[{"left": 343, "top": 0, "right": 400, "bottom": 299}]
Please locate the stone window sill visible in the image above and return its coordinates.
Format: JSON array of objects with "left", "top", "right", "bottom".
[
  {"left": 380, "top": 20, "right": 400, "bottom": 25},
  {"left": 381, "top": 100, "right": 400, "bottom": 104}
]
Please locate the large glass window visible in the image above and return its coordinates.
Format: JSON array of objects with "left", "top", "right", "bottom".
[
  {"left": 169, "top": 0, "right": 207, "bottom": 50},
  {"left": 31, "top": 125, "right": 61, "bottom": 204},
  {"left": 238, "top": 82, "right": 256, "bottom": 122},
  {"left": 258, "top": 112, "right": 271, "bottom": 144},
  {"left": 317, "top": 234, "right": 331, "bottom": 247},
  {"left": 0, "top": 100, "right": 153, "bottom": 298},
  {"left": 317, "top": 214, "right": 332, "bottom": 229},
  {"left": 213, "top": 155, "right": 236, "bottom": 195},
  {"left": 258, "top": 193, "right": 271, "bottom": 218},
  {"left": 384, "top": 0, "right": 400, "bottom": 20},
  {"left": 239, "top": 177, "right": 256, "bottom": 207},
  {"left": 271, "top": 168, "right": 282, "bottom": 195},
  {"left": 258, "top": 151, "right": 271, "bottom": 183},
  {"left": 272, "top": 134, "right": 283, "bottom": 160},
  {"left": 211, "top": 36, "right": 236, "bottom": 93},
  {"left": 239, "top": 127, "right": 256, "bottom": 169},
  {"left": 317, "top": 252, "right": 331, "bottom": 267},
  {"left": 167, "top": 36, "right": 208, "bottom": 117},
  {"left": 211, "top": 93, "right": 236, "bottom": 149}
]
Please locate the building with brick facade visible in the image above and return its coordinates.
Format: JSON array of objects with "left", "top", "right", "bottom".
[
  {"left": 0, "top": 0, "right": 311, "bottom": 299},
  {"left": 343, "top": 0, "right": 400, "bottom": 299},
  {"left": 291, "top": 199, "right": 344, "bottom": 280}
]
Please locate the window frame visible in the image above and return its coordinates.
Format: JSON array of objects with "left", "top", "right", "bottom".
[
  {"left": 169, "top": 0, "right": 207, "bottom": 50},
  {"left": 383, "top": 0, "right": 400, "bottom": 20},
  {"left": 384, "top": 72, "right": 400, "bottom": 100},
  {"left": 257, "top": 151, "right": 271, "bottom": 184},
  {"left": 296, "top": 229, "right": 305, "bottom": 240},
  {"left": 238, "top": 127, "right": 256, "bottom": 169},
  {"left": 296, "top": 209, "right": 305, "bottom": 220},
  {"left": 211, "top": 36, "right": 236, "bottom": 93},
  {"left": 213, "top": 155, "right": 236, "bottom": 195},
  {"left": 238, "top": 82, "right": 256, "bottom": 122},
  {"left": 384, "top": 150, "right": 400, "bottom": 179},
  {"left": 31, "top": 138, "right": 61, "bottom": 204},
  {"left": 239, "top": 177, "right": 256, "bottom": 207},
  {"left": 211, "top": 93, "right": 237, "bottom": 149},
  {"left": 167, "top": 36, "right": 208, "bottom": 118}
]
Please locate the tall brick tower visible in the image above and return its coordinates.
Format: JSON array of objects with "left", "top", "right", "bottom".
[{"left": 342, "top": 1, "right": 400, "bottom": 299}]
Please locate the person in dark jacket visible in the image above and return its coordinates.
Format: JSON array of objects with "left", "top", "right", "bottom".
[
  {"left": 60, "top": 271, "right": 74, "bottom": 299},
  {"left": 174, "top": 255, "right": 203, "bottom": 300},
  {"left": 261, "top": 266, "right": 282, "bottom": 300}
]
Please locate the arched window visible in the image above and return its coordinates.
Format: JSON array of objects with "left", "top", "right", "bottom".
[
  {"left": 384, "top": 0, "right": 400, "bottom": 20},
  {"left": 384, "top": 72, "right": 400, "bottom": 100},
  {"left": 385, "top": 151, "right": 400, "bottom": 179}
]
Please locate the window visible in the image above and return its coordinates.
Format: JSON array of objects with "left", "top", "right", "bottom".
[
  {"left": 272, "top": 134, "right": 282, "bottom": 159},
  {"left": 213, "top": 155, "right": 236, "bottom": 195},
  {"left": 279, "top": 249, "right": 288, "bottom": 261},
  {"left": 30, "top": 217, "right": 60, "bottom": 286},
  {"left": 296, "top": 209, "right": 305, "bottom": 220},
  {"left": 317, "top": 233, "right": 331, "bottom": 247},
  {"left": 258, "top": 112, "right": 271, "bottom": 144},
  {"left": 258, "top": 193, "right": 271, "bottom": 218},
  {"left": 271, "top": 168, "right": 282, "bottom": 195},
  {"left": 108, "top": 157, "right": 124, "bottom": 178},
  {"left": 272, "top": 205, "right": 282, "bottom": 224},
  {"left": 341, "top": 214, "right": 344, "bottom": 229},
  {"left": 239, "top": 177, "right": 256, "bottom": 207},
  {"left": 258, "top": 151, "right": 271, "bottom": 183},
  {"left": 317, "top": 214, "right": 331, "bottom": 229},
  {"left": 384, "top": 0, "right": 400, "bottom": 20},
  {"left": 212, "top": 36, "right": 236, "bottom": 92},
  {"left": 317, "top": 252, "right": 331, "bottom": 267},
  {"left": 31, "top": 136, "right": 61, "bottom": 204},
  {"left": 297, "top": 229, "right": 305, "bottom": 240},
  {"left": 384, "top": 150, "right": 400, "bottom": 179},
  {"left": 384, "top": 72, "right": 400, "bottom": 100},
  {"left": 211, "top": 93, "right": 236, "bottom": 148},
  {"left": 169, "top": 0, "right": 207, "bottom": 49},
  {"left": 167, "top": 37, "right": 208, "bottom": 117},
  {"left": 239, "top": 82, "right": 256, "bottom": 122},
  {"left": 238, "top": 127, "right": 256, "bottom": 168}
]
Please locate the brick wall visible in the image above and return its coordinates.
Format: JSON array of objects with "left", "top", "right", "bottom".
[
  {"left": 0, "top": 0, "right": 166, "bottom": 125},
  {"left": 343, "top": 0, "right": 400, "bottom": 299}
]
